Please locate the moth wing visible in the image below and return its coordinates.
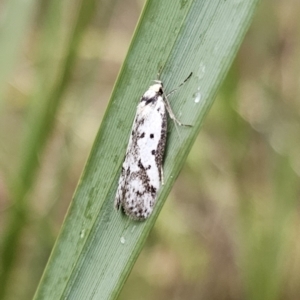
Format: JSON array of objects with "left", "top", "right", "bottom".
[
  {"left": 122, "top": 100, "right": 166, "bottom": 220},
  {"left": 114, "top": 127, "right": 133, "bottom": 209}
]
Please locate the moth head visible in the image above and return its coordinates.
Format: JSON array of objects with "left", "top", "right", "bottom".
[
  {"left": 141, "top": 81, "right": 164, "bottom": 102},
  {"left": 149, "top": 82, "right": 163, "bottom": 95}
]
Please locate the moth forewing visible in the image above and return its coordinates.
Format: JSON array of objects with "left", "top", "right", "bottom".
[{"left": 115, "top": 74, "right": 192, "bottom": 221}]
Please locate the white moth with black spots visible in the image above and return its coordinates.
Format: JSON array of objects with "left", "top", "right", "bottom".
[{"left": 114, "top": 73, "right": 192, "bottom": 220}]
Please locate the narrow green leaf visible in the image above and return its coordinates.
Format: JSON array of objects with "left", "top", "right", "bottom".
[{"left": 34, "top": 0, "right": 259, "bottom": 299}]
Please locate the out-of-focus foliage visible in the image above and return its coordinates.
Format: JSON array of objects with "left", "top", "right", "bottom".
[{"left": 0, "top": 0, "right": 299, "bottom": 300}]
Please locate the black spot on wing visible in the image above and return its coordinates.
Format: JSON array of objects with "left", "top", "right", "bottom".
[
  {"left": 148, "top": 185, "right": 157, "bottom": 197},
  {"left": 135, "top": 118, "right": 145, "bottom": 125},
  {"left": 138, "top": 159, "right": 144, "bottom": 170},
  {"left": 150, "top": 134, "right": 154, "bottom": 139},
  {"left": 141, "top": 93, "right": 160, "bottom": 106}
]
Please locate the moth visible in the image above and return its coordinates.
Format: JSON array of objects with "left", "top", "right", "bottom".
[{"left": 114, "top": 73, "right": 192, "bottom": 220}]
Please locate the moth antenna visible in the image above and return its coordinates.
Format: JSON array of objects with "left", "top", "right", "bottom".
[
  {"left": 166, "top": 72, "right": 193, "bottom": 97},
  {"left": 157, "top": 71, "right": 161, "bottom": 81},
  {"left": 157, "top": 65, "right": 164, "bottom": 80}
]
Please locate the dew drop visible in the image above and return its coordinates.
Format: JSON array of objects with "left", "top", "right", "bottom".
[
  {"left": 193, "top": 92, "right": 202, "bottom": 103},
  {"left": 80, "top": 229, "right": 85, "bottom": 239},
  {"left": 120, "top": 236, "right": 126, "bottom": 244},
  {"left": 196, "top": 62, "right": 206, "bottom": 79}
]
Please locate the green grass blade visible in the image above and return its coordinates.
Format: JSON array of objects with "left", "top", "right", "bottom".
[{"left": 33, "top": 0, "right": 259, "bottom": 299}]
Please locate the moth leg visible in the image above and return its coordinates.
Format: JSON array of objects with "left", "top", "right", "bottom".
[
  {"left": 114, "top": 197, "right": 121, "bottom": 210},
  {"left": 114, "top": 182, "right": 124, "bottom": 210},
  {"left": 163, "top": 94, "right": 192, "bottom": 127},
  {"left": 162, "top": 72, "right": 193, "bottom": 127},
  {"left": 161, "top": 165, "right": 165, "bottom": 185}
]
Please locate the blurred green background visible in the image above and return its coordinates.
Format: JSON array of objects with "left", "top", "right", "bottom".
[{"left": 0, "top": 0, "right": 300, "bottom": 299}]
